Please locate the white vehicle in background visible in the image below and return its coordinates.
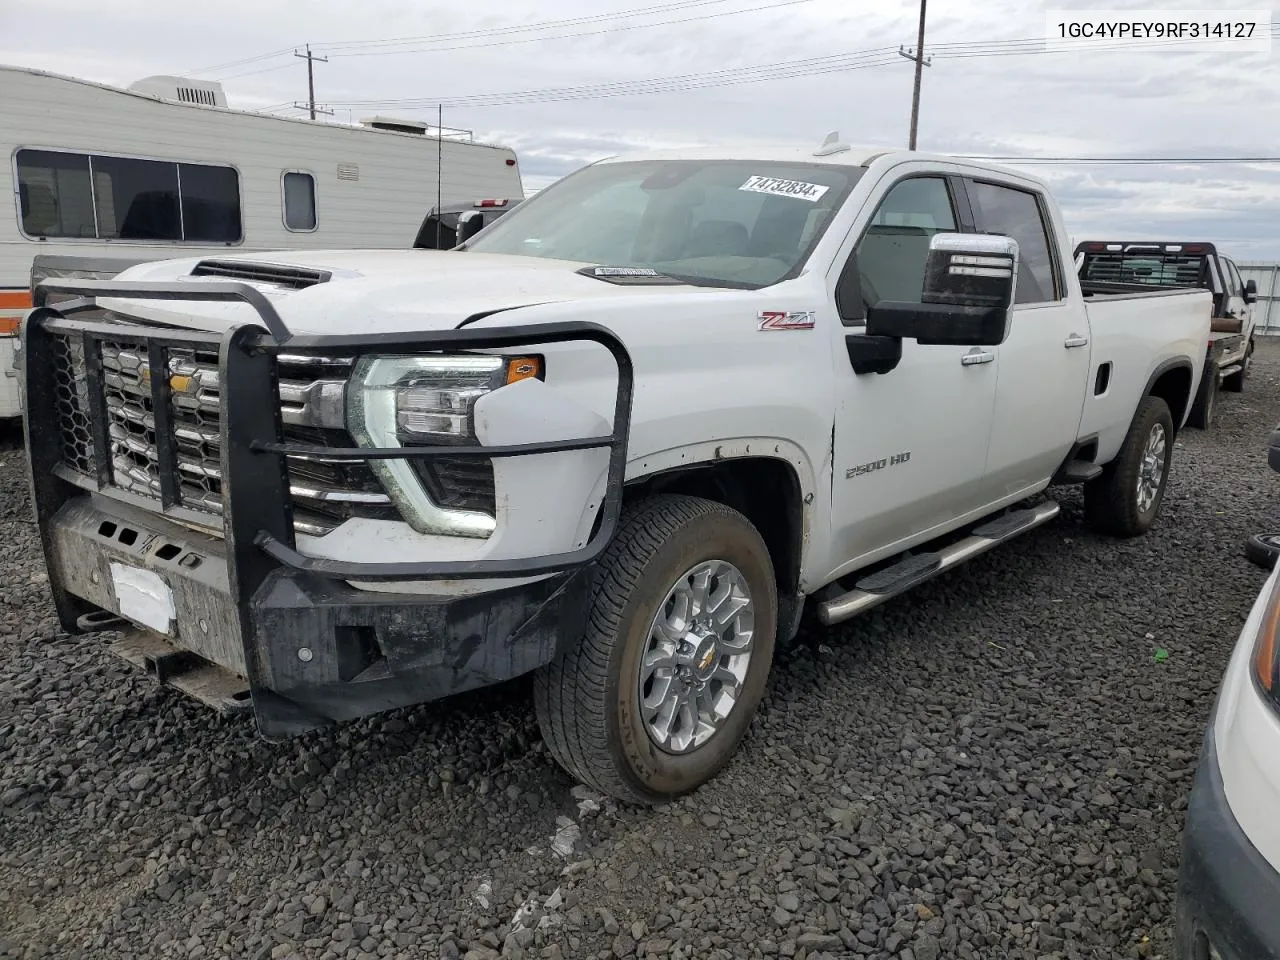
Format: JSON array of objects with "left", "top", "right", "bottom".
[
  {"left": 0, "top": 65, "right": 524, "bottom": 417},
  {"left": 23, "top": 140, "right": 1211, "bottom": 803},
  {"left": 1176, "top": 543, "right": 1280, "bottom": 958}
]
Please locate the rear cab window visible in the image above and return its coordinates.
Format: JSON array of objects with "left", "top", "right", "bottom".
[{"left": 963, "top": 179, "right": 1061, "bottom": 304}]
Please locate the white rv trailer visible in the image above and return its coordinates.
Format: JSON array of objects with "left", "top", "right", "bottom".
[{"left": 0, "top": 65, "right": 525, "bottom": 416}]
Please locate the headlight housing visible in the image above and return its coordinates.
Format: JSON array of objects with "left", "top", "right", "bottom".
[
  {"left": 347, "top": 353, "right": 542, "bottom": 537},
  {"left": 1255, "top": 569, "right": 1280, "bottom": 710}
]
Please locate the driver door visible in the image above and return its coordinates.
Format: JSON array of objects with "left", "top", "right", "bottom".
[{"left": 827, "top": 174, "right": 999, "bottom": 572}]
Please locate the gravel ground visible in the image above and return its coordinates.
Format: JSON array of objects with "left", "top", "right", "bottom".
[{"left": 4, "top": 344, "right": 1280, "bottom": 960}]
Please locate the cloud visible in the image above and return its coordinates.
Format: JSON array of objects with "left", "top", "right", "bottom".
[{"left": 3, "top": 0, "right": 1278, "bottom": 256}]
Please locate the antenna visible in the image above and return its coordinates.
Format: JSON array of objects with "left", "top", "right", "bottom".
[{"left": 814, "top": 130, "right": 851, "bottom": 157}]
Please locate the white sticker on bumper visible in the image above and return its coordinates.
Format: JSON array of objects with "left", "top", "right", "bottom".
[{"left": 109, "top": 563, "right": 176, "bottom": 635}]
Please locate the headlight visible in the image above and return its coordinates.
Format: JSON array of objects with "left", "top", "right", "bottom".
[
  {"left": 1255, "top": 570, "right": 1280, "bottom": 709},
  {"left": 347, "top": 353, "right": 542, "bottom": 537}
]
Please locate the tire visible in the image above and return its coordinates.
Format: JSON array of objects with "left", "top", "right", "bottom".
[
  {"left": 1245, "top": 533, "right": 1280, "bottom": 571},
  {"left": 1083, "top": 396, "right": 1175, "bottom": 537},
  {"left": 1187, "top": 361, "right": 1217, "bottom": 428},
  {"left": 534, "top": 494, "right": 778, "bottom": 804},
  {"left": 1222, "top": 339, "right": 1253, "bottom": 393}
]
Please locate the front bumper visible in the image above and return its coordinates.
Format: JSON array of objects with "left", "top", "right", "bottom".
[
  {"left": 45, "top": 491, "right": 592, "bottom": 737},
  {"left": 1175, "top": 729, "right": 1280, "bottom": 960},
  {"left": 24, "top": 279, "right": 632, "bottom": 738}
]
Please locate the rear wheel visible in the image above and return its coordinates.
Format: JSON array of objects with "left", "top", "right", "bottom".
[
  {"left": 1084, "top": 396, "right": 1174, "bottom": 537},
  {"left": 534, "top": 494, "right": 778, "bottom": 804},
  {"left": 1187, "top": 361, "right": 1217, "bottom": 428}
]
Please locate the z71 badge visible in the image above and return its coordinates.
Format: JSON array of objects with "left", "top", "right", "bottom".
[{"left": 758, "top": 310, "right": 816, "bottom": 331}]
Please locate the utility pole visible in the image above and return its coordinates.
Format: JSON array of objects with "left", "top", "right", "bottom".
[
  {"left": 294, "top": 44, "right": 329, "bottom": 120},
  {"left": 897, "top": 0, "right": 931, "bottom": 150}
]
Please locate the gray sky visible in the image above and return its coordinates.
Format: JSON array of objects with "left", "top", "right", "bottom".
[{"left": 5, "top": 0, "right": 1279, "bottom": 259}]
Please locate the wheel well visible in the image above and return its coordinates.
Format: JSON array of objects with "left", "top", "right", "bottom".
[
  {"left": 1149, "top": 365, "right": 1192, "bottom": 432},
  {"left": 625, "top": 458, "right": 803, "bottom": 596}
]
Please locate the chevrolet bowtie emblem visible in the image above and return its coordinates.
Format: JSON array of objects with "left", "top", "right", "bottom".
[{"left": 139, "top": 367, "right": 196, "bottom": 395}]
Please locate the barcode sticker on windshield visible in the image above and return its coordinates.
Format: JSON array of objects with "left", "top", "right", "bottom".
[{"left": 739, "top": 176, "right": 830, "bottom": 202}]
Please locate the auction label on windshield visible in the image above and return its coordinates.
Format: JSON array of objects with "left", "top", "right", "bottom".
[
  {"left": 1046, "top": 10, "right": 1271, "bottom": 51},
  {"left": 740, "top": 176, "right": 830, "bottom": 202}
]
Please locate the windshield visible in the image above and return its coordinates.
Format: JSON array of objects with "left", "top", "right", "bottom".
[{"left": 465, "top": 159, "right": 863, "bottom": 289}]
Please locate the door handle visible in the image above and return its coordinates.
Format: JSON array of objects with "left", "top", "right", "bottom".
[
  {"left": 961, "top": 348, "right": 995, "bottom": 366},
  {"left": 1064, "top": 334, "right": 1089, "bottom": 348}
]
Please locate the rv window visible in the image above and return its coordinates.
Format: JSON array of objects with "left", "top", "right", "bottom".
[
  {"left": 283, "top": 172, "right": 317, "bottom": 231},
  {"left": 15, "top": 148, "right": 241, "bottom": 243},
  {"left": 92, "top": 155, "right": 181, "bottom": 240},
  {"left": 179, "top": 163, "right": 242, "bottom": 243},
  {"left": 15, "top": 150, "right": 96, "bottom": 239}
]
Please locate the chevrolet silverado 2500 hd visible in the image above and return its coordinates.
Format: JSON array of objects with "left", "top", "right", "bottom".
[{"left": 23, "top": 142, "right": 1212, "bottom": 803}]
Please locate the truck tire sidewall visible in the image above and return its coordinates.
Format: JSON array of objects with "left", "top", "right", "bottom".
[
  {"left": 608, "top": 513, "right": 777, "bottom": 799},
  {"left": 1246, "top": 533, "right": 1280, "bottom": 571},
  {"left": 1193, "top": 367, "right": 1217, "bottom": 427},
  {"left": 1127, "top": 399, "right": 1175, "bottom": 530}
]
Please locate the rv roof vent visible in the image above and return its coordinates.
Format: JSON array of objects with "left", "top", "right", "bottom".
[
  {"left": 128, "top": 75, "right": 227, "bottom": 108},
  {"left": 359, "top": 116, "right": 429, "bottom": 135}
]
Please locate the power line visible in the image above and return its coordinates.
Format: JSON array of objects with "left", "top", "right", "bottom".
[
  {"left": 191, "top": 0, "right": 766, "bottom": 75},
  {"left": 189, "top": 46, "right": 299, "bottom": 76},
  {"left": 320, "top": 0, "right": 818, "bottom": 59},
  {"left": 312, "top": 0, "right": 751, "bottom": 50},
  {"left": 320, "top": 48, "right": 904, "bottom": 109},
  {"left": 312, "top": 29, "right": 1279, "bottom": 110},
  {"left": 217, "top": 60, "right": 306, "bottom": 82}
]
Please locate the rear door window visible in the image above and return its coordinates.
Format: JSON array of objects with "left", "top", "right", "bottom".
[{"left": 965, "top": 181, "right": 1061, "bottom": 304}]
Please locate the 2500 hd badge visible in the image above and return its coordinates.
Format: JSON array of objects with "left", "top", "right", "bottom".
[{"left": 847, "top": 451, "right": 911, "bottom": 479}]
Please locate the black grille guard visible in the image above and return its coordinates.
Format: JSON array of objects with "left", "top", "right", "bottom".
[{"left": 25, "top": 279, "right": 634, "bottom": 590}]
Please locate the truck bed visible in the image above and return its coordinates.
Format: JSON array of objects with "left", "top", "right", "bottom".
[{"left": 1078, "top": 284, "right": 1212, "bottom": 455}]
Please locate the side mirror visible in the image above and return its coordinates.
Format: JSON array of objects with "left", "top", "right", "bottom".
[
  {"left": 1245, "top": 278, "right": 1258, "bottom": 305},
  {"left": 455, "top": 210, "right": 486, "bottom": 246},
  {"left": 865, "top": 233, "right": 1019, "bottom": 346}
]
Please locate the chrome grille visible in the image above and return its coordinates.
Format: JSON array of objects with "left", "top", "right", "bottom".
[{"left": 48, "top": 331, "right": 399, "bottom": 537}]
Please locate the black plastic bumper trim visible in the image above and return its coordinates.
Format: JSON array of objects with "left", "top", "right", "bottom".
[{"left": 1175, "top": 727, "right": 1280, "bottom": 960}]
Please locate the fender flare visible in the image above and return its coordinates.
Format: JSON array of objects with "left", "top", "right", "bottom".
[{"left": 1142, "top": 356, "right": 1195, "bottom": 428}]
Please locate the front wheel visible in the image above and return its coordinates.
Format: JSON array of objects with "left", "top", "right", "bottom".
[
  {"left": 1083, "top": 396, "right": 1174, "bottom": 537},
  {"left": 534, "top": 494, "right": 778, "bottom": 804}
]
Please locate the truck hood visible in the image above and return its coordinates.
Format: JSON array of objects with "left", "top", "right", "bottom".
[{"left": 99, "top": 249, "right": 715, "bottom": 335}]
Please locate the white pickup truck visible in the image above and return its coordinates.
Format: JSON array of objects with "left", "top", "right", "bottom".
[{"left": 23, "top": 141, "right": 1211, "bottom": 803}]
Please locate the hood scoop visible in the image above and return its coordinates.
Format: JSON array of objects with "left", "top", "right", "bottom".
[{"left": 190, "top": 259, "right": 332, "bottom": 290}]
